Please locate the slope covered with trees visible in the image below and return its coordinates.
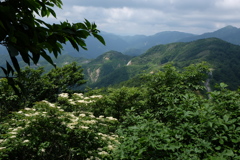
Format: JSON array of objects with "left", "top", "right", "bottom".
[
  {"left": 1, "top": 62, "right": 239, "bottom": 159},
  {"left": 82, "top": 38, "right": 240, "bottom": 90}
]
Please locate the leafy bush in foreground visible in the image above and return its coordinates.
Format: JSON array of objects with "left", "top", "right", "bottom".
[
  {"left": 0, "top": 97, "right": 118, "bottom": 160},
  {"left": 1, "top": 62, "right": 240, "bottom": 160},
  {"left": 113, "top": 63, "right": 240, "bottom": 159}
]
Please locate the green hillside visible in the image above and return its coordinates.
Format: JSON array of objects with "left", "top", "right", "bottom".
[
  {"left": 82, "top": 51, "right": 132, "bottom": 86},
  {"left": 83, "top": 38, "right": 240, "bottom": 90},
  {"left": 2, "top": 38, "right": 240, "bottom": 90}
]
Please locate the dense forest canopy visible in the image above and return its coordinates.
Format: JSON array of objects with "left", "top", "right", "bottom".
[{"left": 1, "top": 62, "right": 240, "bottom": 159}]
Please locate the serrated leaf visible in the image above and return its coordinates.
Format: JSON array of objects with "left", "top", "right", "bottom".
[
  {"left": 68, "top": 38, "right": 79, "bottom": 51},
  {"left": 6, "top": 61, "right": 14, "bottom": 76},
  {"left": 84, "top": 19, "right": 91, "bottom": 29},
  {"left": 0, "top": 66, "right": 8, "bottom": 76},
  {"left": 75, "top": 38, "right": 87, "bottom": 50},
  {"left": 76, "top": 30, "right": 90, "bottom": 39},
  {"left": 48, "top": 8, "right": 56, "bottom": 18},
  {"left": 20, "top": 50, "right": 30, "bottom": 65},
  {"left": 31, "top": 52, "right": 40, "bottom": 64},
  {"left": 40, "top": 50, "right": 56, "bottom": 68},
  {"left": 92, "top": 33, "right": 105, "bottom": 45},
  {"left": 7, "top": 78, "right": 21, "bottom": 96},
  {"left": 7, "top": 44, "right": 19, "bottom": 56},
  {"left": 63, "top": 28, "right": 75, "bottom": 35},
  {"left": 10, "top": 56, "right": 20, "bottom": 73},
  {"left": 92, "top": 22, "right": 97, "bottom": 29},
  {"left": 75, "top": 22, "right": 87, "bottom": 30}
]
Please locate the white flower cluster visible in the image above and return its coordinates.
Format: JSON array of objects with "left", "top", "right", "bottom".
[
  {"left": 42, "top": 100, "right": 56, "bottom": 108},
  {"left": 63, "top": 110, "right": 119, "bottom": 159},
  {"left": 73, "top": 93, "right": 84, "bottom": 98},
  {"left": 106, "top": 117, "right": 118, "bottom": 121},
  {"left": 0, "top": 95, "right": 119, "bottom": 159},
  {"left": 59, "top": 93, "right": 103, "bottom": 106},
  {"left": 59, "top": 93, "right": 69, "bottom": 98},
  {"left": 97, "top": 116, "right": 117, "bottom": 121},
  {"left": 97, "top": 132, "right": 119, "bottom": 143}
]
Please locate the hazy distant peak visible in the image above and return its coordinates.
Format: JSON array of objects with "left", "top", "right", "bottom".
[
  {"left": 214, "top": 25, "right": 238, "bottom": 33},
  {"left": 222, "top": 25, "right": 237, "bottom": 29}
]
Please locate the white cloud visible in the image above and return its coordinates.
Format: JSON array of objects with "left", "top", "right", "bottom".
[
  {"left": 217, "top": 0, "right": 240, "bottom": 10},
  {"left": 45, "top": 0, "right": 240, "bottom": 35}
]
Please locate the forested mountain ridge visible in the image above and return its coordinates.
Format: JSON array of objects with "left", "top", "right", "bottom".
[
  {"left": 82, "top": 38, "right": 240, "bottom": 90},
  {"left": 179, "top": 25, "right": 240, "bottom": 45},
  {"left": 1, "top": 37, "right": 240, "bottom": 90},
  {"left": 82, "top": 51, "right": 132, "bottom": 84}
]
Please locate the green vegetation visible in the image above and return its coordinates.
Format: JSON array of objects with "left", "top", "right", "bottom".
[
  {"left": 0, "top": 62, "right": 86, "bottom": 118},
  {"left": 1, "top": 1, "right": 240, "bottom": 159},
  {"left": 81, "top": 38, "right": 240, "bottom": 90},
  {"left": 0, "top": 0, "right": 104, "bottom": 77},
  {"left": 1, "top": 62, "right": 239, "bottom": 159}
]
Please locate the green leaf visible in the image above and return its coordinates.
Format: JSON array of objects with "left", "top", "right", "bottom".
[
  {"left": 222, "top": 150, "right": 234, "bottom": 156},
  {"left": 7, "top": 44, "right": 19, "bottom": 56},
  {"left": 41, "top": 6, "right": 47, "bottom": 17},
  {"left": 215, "top": 146, "right": 221, "bottom": 150},
  {"left": 6, "top": 61, "right": 14, "bottom": 76},
  {"left": 84, "top": 19, "right": 91, "bottom": 29},
  {"left": 219, "top": 138, "right": 224, "bottom": 145},
  {"left": 19, "top": 50, "right": 31, "bottom": 65},
  {"left": 10, "top": 56, "right": 20, "bottom": 73},
  {"left": 220, "top": 82, "right": 228, "bottom": 88},
  {"left": 46, "top": 7, "right": 56, "bottom": 17},
  {"left": 75, "top": 38, "right": 87, "bottom": 50},
  {"left": 74, "top": 22, "right": 87, "bottom": 30},
  {"left": 92, "top": 33, "right": 106, "bottom": 45},
  {"left": 0, "top": 66, "right": 8, "bottom": 76},
  {"left": 223, "top": 115, "right": 229, "bottom": 122},
  {"left": 40, "top": 50, "right": 56, "bottom": 68},
  {"left": 31, "top": 52, "right": 40, "bottom": 64},
  {"left": 7, "top": 78, "right": 20, "bottom": 95},
  {"left": 208, "top": 122, "right": 213, "bottom": 128},
  {"left": 68, "top": 38, "right": 79, "bottom": 51}
]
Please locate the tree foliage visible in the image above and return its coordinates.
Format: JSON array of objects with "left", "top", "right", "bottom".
[
  {"left": 0, "top": 62, "right": 240, "bottom": 159},
  {"left": 112, "top": 63, "right": 240, "bottom": 159},
  {"left": 0, "top": 62, "right": 86, "bottom": 118},
  {"left": 0, "top": 99, "right": 118, "bottom": 160},
  {"left": 0, "top": 0, "right": 105, "bottom": 77}
]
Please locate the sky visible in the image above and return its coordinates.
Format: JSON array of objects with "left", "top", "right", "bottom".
[{"left": 44, "top": 0, "right": 240, "bottom": 36}]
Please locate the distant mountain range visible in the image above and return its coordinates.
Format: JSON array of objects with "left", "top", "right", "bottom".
[
  {"left": 1, "top": 25, "right": 240, "bottom": 59},
  {"left": 179, "top": 25, "right": 240, "bottom": 45},
  {"left": 61, "top": 25, "right": 240, "bottom": 58}
]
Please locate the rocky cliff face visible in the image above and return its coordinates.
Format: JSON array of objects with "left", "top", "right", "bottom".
[{"left": 87, "top": 68, "right": 101, "bottom": 83}]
